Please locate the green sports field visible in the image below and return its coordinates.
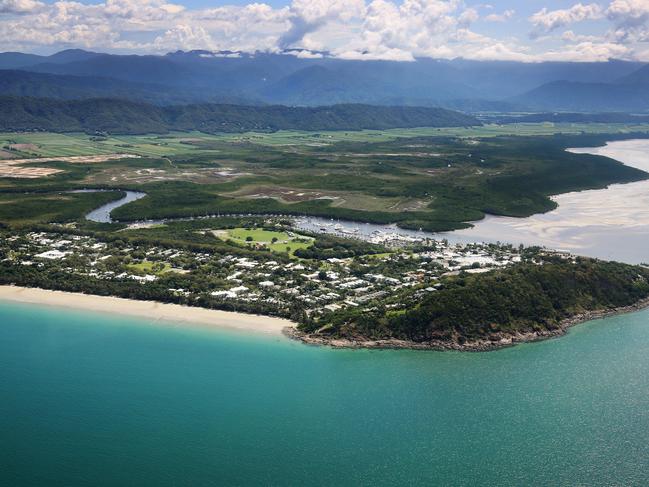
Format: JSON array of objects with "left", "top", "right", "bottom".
[{"left": 217, "top": 228, "right": 314, "bottom": 257}]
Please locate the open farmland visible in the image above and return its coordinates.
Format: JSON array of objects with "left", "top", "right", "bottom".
[
  {"left": 3, "top": 122, "right": 649, "bottom": 158},
  {"left": 0, "top": 133, "right": 116, "bottom": 157},
  {"left": 153, "top": 122, "right": 649, "bottom": 146}
]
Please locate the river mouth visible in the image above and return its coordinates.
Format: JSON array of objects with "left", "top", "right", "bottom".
[
  {"left": 437, "top": 139, "right": 649, "bottom": 264},
  {"left": 81, "top": 139, "right": 649, "bottom": 263}
]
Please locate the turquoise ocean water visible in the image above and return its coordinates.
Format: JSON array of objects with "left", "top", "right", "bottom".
[{"left": 2, "top": 301, "right": 649, "bottom": 486}]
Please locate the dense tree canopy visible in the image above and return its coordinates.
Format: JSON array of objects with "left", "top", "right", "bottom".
[{"left": 0, "top": 96, "right": 480, "bottom": 134}]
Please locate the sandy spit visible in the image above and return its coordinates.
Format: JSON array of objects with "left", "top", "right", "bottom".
[{"left": 0, "top": 285, "right": 295, "bottom": 335}]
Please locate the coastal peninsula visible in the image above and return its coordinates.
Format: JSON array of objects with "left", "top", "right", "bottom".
[
  {"left": 2, "top": 132, "right": 649, "bottom": 352},
  {"left": 3, "top": 223, "right": 649, "bottom": 351}
]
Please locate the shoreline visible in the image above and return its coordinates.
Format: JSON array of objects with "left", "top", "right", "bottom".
[
  {"left": 0, "top": 285, "right": 295, "bottom": 335},
  {"left": 284, "top": 297, "right": 649, "bottom": 352},
  {"left": 2, "top": 287, "right": 648, "bottom": 352}
]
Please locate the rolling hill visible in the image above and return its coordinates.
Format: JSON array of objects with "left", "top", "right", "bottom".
[{"left": 0, "top": 96, "right": 480, "bottom": 134}]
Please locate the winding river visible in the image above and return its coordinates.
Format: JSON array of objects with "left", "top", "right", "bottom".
[{"left": 75, "top": 189, "right": 147, "bottom": 223}]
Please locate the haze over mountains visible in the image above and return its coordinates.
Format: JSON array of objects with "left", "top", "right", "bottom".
[{"left": 0, "top": 49, "right": 648, "bottom": 113}]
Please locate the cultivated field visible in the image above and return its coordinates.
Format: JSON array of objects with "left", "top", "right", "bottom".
[{"left": 3, "top": 122, "right": 649, "bottom": 158}]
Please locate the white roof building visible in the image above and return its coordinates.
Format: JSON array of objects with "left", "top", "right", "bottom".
[
  {"left": 230, "top": 286, "right": 249, "bottom": 294},
  {"left": 35, "top": 250, "right": 71, "bottom": 260}
]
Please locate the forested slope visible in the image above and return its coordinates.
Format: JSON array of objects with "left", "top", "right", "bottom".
[
  {"left": 0, "top": 96, "right": 480, "bottom": 134},
  {"left": 298, "top": 257, "right": 649, "bottom": 348}
]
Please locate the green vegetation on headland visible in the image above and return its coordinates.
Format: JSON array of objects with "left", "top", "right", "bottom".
[
  {"left": 0, "top": 96, "right": 479, "bottom": 134},
  {"left": 2, "top": 123, "right": 648, "bottom": 158},
  {"left": 294, "top": 256, "right": 649, "bottom": 350}
]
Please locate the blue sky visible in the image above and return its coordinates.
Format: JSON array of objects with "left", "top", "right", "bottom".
[{"left": 4, "top": 1, "right": 649, "bottom": 62}]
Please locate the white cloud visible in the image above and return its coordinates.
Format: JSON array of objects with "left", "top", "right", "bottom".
[
  {"left": 607, "top": 0, "right": 649, "bottom": 26},
  {"left": 291, "top": 49, "right": 324, "bottom": 58},
  {"left": 344, "top": 0, "right": 494, "bottom": 60},
  {"left": 530, "top": 3, "right": 603, "bottom": 37},
  {"left": 336, "top": 46, "right": 416, "bottom": 61},
  {"left": 458, "top": 8, "right": 479, "bottom": 27},
  {"left": 635, "top": 45, "right": 649, "bottom": 61},
  {"left": 539, "top": 40, "right": 631, "bottom": 61},
  {"left": 279, "top": 0, "right": 365, "bottom": 48},
  {"left": 0, "top": 0, "right": 43, "bottom": 14},
  {"left": 605, "top": 0, "right": 649, "bottom": 44},
  {"left": 484, "top": 9, "right": 514, "bottom": 22},
  {"left": 153, "top": 25, "right": 215, "bottom": 51},
  {"left": 561, "top": 30, "right": 599, "bottom": 42},
  {"left": 0, "top": 0, "right": 645, "bottom": 63}
]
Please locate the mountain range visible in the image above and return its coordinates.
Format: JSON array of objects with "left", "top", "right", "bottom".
[{"left": 0, "top": 49, "right": 647, "bottom": 113}]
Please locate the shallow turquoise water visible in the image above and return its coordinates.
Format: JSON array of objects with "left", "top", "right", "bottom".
[{"left": 2, "top": 302, "right": 649, "bottom": 486}]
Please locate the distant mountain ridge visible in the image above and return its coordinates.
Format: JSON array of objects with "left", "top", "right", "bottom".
[
  {"left": 0, "top": 49, "right": 101, "bottom": 69},
  {"left": 0, "top": 49, "right": 646, "bottom": 112},
  {"left": 618, "top": 64, "right": 649, "bottom": 85},
  {"left": 511, "top": 63, "right": 649, "bottom": 112},
  {"left": 511, "top": 80, "right": 649, "bottom": 112},
  {"left": 0, "top": 70, "right": 256, "bottom": 105},
  {"left": 0, "top": 96, "right": 480, "bottom": 134}
]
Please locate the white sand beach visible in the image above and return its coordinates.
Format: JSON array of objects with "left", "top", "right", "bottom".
[{"left": 0, "top": 285, "right": 294, "bottom": 335}]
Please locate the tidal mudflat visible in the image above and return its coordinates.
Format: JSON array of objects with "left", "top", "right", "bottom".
[{"left": 440, "top": 139, "right": 649, "bottom": 264}]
